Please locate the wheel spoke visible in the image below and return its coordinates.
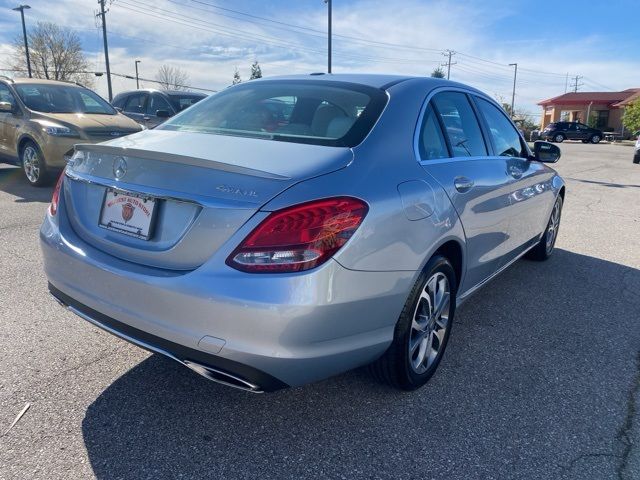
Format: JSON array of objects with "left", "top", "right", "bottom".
[{"left": 433, "top": 291, "right": 450, "bottom": 319}]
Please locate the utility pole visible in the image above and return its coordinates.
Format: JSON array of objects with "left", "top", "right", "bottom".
[
  {"left": 97, "top": 0, "right": 113, "bottom": 101},
  {"left": 442, "top": 50, "right": 456, "bottom": 80},
  {"left": 134, "top": 60, "right": 141, "bottom": 89},
  {"left": 570, "top": 75, "right": 583, "bottom": 93},
  {"left": 325, "top": 0, "right": 332, "bottom": 73},
  {"left": 12, "top": 5, "right": 31, "bottom": 78},
  {"left": 509, "top": 63, "right": 518, "bottom": 118},
  {"left": 564, "top": 73, "right": 569, "bottom": 93}
]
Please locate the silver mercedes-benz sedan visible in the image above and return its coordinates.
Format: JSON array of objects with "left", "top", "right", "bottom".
[{"left": 41, "top": 74, "right": 565, "bottom": 393}]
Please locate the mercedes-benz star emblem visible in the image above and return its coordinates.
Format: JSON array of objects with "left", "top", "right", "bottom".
[{"left": 113, "top": 157, "right": 127, "bottom": 179}]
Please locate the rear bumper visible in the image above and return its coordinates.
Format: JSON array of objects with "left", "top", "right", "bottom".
[
  {"left": 40, "top": 197, "right": 415, "bottom": 389},
  {"left": 49, "top": 284, "right": 285, "bottom": 392}
]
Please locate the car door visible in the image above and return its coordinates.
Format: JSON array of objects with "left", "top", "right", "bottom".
[
  {"left": 576, "top": 123, "right": 590, "bottom": 140},
  {"left": 144, "top": 94, "right": 174, "bottom": 128},
  {"left": 0, "top": 83, "right": 20, "bottom": 159},
  {"left": 473, "top": 96, "right": 555, "bottom": 257},
  {"left": 418, "top": 90, "right": 514, "bottom": 292},
  {"left": 565, "top": 122, "right": 578, "bottom": 140},
  {"left": 122, "top": 92, "right": 149, "bottom": 125}
]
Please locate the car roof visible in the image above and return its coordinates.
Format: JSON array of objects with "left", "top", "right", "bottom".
[
  {"left": 256, "top": 73, "right": 485, "bottom": 94},
  {"left": 7, "top": 77, "right": 85, "bottom": 87},
  {"left": 114, "top": 89, "right": 206, "bottom": 97}
]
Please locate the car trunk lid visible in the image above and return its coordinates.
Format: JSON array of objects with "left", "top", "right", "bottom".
[{"left": 63, "top": 130, "right": 353, "bottom": 270}]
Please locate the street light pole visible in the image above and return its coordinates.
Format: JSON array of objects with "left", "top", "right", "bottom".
[
  {"left": 134, "top": 60, "right": 141, "bottom": 89},
  {"left": 325, "top": 0, "right": 332, "bottom": 73},
  {"left": 509, "top": 62, "right": 518, "bottom": 118},
  {"left": 12, "top": 5, "right": 31, "bottom": 78}
]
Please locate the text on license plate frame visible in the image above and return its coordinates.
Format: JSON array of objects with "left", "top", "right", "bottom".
[{"left": 98, "top": 188, "right": 158, "bottom": 240}]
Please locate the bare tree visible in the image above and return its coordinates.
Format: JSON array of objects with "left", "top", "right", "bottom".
[
  {"left": 155, "top": 65, "right": 190, "bottom": 90},
  {"left": 10, "top": 22, "right": 93, "bottom": 87}
]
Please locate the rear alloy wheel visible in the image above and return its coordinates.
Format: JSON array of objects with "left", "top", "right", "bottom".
[
  {"left": 590, "top": 135, "right": 601, "bottom": 144},
  {"left": 554, "top": 134, "right": 565, "bottom": 143},
  {"left": 526, "top": 195, "right": 563, "bottom": 261},
  {"left": 21, "top": 141, "right": 52, "bottom": 187},
  {"left": 369, "top": 255, "right": 456, "bottom": 390}
]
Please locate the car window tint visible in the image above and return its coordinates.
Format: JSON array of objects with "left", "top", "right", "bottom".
[
  {"left": 124, "top": 93, "right": 147, "bottom": 114},
  {"left": 158, "top": 81, "right": 388, "bottom": 147},
  {"left": 475, "top": 98, "right": 524, "bottom": 158},
  {"left": 147, "top": 94, "right": 172, "bottom": 115},
  {"left": 0, "top": 84, "right": 16, "bottom": 104},
  {"left": 432, "top": 92, "right": 487, "bottom": 157},
  {"left": 78, "top": 92, "right": 106, "bottom": 114},
  {"left": 418, "top": 104, "right": 449, "bottom": 160},
  {"left": 13, "top": 84, "right": 115, "bottom": 114}
]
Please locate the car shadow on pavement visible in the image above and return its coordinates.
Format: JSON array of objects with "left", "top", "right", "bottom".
[
  {"left": 0, "top": 166, "right": 55, "bottom": 203},
  {"left": 81, "top": 249, "right": 640, "bottom": 479}
]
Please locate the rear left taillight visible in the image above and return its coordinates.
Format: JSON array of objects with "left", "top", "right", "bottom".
[
  {"left": 49, "top": 172, "right": 65, "bottom": 216},
  {"left": 227, "top": 197, "right": 368, "bottom": 273}
]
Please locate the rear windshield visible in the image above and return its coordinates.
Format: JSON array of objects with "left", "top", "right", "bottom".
[
  {"left": 158, "top": 80, "right": 388, "bottom": 147},
  {"left": 168, "top": 94, "right": 206, "bottom": 112},
  {"left": 14, "top": 84, "right": 115, "bottom": 114}
]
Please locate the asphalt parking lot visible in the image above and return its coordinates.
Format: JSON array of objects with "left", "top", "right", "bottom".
[{"left": 0, "top": 142, "right": 638, "bottom": 480}]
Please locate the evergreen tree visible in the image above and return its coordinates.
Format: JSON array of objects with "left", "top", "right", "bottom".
[
  {"left": 250, "top": 60, "right": 262, "bottom": 80},
  {"left": 232, "top": 68, "right": 242, "bottom": 85}
]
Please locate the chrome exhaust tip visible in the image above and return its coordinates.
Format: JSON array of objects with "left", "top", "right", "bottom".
[{"left": 183, "top": 360, "right": 263, "bottom": 393}]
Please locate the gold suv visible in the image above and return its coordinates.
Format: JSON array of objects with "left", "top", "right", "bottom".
[{"left": 0, "top": 77, "right": 143, "bottom": 186}]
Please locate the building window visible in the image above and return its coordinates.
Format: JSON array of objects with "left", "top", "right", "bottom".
[{"left": 596, "top": 110, "right": 609, "bottom": 129}]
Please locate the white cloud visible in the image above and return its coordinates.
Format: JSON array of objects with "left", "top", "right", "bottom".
[{"left": 1, "top": 0, "right": 638, "bottom": 117}]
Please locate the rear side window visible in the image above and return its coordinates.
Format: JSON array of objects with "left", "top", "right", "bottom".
[
  {"left": 147, "top": 94, "right": 172, "bottom": 115},
  {"left": 432, "top": 92, "right": 487, "bottom": 157},
  {"left": 418, "top": 104, "right": 449, "bottom": 160},
  {"left": 158, "top": 80, "right": 388, "bottom": 147},
  {"left": 475, "top": 98, "right": 524, "bottom": 158},
  {"left": 124, "top": 93, "right": 147, "bottom": 114}
]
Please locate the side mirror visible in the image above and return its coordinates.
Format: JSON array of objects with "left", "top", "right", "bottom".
[
  {"left": 532, "top": 141, "right": 561, "bottom": 163},
  {"left": 114, "top": 106, "right": 123, "bottom": 113},
  {"left": 155, "top": 109, "right": 171, "bottom": 118},
  {"left": 0, "top": 101, "right": 14, "bottom": 113}
]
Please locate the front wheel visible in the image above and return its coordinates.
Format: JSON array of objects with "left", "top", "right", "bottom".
[
  {"left": 369, "top": 255, "right": 456, "bottom": 390},
  {"left": 21, "top": 141, "right": 52, "bottom": 187},
  {"left": 590, "top": 135, "right": 601, "bottom": 144},
  {"left": 526, "top": 195, "right": 563, "bottom": 261},
  {"left": 553, "top": 134, "right": 565, "bottom": 143}
]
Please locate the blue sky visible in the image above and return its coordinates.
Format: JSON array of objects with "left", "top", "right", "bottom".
[{"left": 1, "top": 0, "right": 639, "bottom": 116}]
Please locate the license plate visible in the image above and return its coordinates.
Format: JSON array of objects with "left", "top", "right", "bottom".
[{"left": 99, "top": 189, "right": 158, "bottom": 240}]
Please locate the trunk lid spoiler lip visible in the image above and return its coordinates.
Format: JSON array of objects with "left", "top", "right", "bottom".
[
  {"left": 64, "top": 169, "right": 263, "bottom": 209},
  {"left": 73, "top": 143, "right": 292, "bottom": 181}
]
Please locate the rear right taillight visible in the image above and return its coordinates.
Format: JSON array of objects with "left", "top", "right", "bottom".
[
  {"left": 49, "top": 171, "right": 65, "bottom": 216},
  {"left": 227, "top": 197, "right": 368, "bottom": 273}
]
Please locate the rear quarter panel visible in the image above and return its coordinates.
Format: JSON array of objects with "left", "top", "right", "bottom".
[{"left": 262, "top": 78, "right": 467, "bottom": 280}]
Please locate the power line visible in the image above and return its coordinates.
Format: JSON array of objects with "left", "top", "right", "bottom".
[{"left": 115, "top": 1, "right": 442, "bottom": 65}]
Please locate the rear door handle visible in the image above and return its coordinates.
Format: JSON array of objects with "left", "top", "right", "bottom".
[
  {"left": 143, "top": 116, "right": 150, "bottom": 121},
  {"left": 454, "top": 176, "right": 474, "bottom": 193}
]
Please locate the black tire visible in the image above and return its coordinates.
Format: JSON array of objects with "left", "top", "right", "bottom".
[
  {"left": 369, "top": 255, "right": 457, "bottom": 390},
  {"left": 20, "top": 141, "right": 52, "bottom": 187},
  {"left": 553, "top": 133, "right": 565, "bottom": 143},
  {"left": 633, "top": 154, "right": 640, "bottom": 164},
  {"left": 590, "top": 134, "right": 601, "bottom": 144},
  {"left": 526, "top": 195, "right": 563, "bottom": 261}
]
